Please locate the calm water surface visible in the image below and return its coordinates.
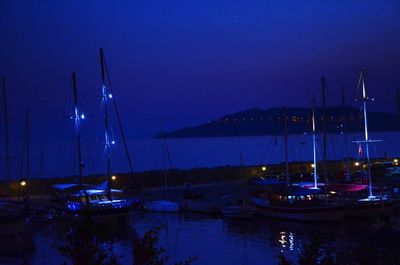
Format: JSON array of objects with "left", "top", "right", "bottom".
[
  {"left": 1, "top": 184, "right": 397, "bottom": 265},
  {"left": 21, "top": 132, "right": 400, "bottom": 179},
  {"left": 0, "top": 208, "right": 384, "bottom": 265}
]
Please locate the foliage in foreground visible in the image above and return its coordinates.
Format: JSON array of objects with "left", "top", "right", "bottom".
[
  {"left": 58, "top": 220, "right": 196, "bottom": 265},
  {"left": 132, "top": 226, "right": 197, "bottom": 265}
]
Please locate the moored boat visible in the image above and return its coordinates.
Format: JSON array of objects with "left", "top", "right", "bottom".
[
  {"left": 340, "top": 69, "right": 394, "bottom": 219},
  {"left": 250, "top": 187, "right": 346, "bottom": 222}
]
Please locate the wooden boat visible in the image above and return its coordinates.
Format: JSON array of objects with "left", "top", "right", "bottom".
[
  {"left": 250, "top": 187, "right": 346, "bottom": 222},
  {"left": 57, "top": 50, "right": 141, "bottom": 220}
]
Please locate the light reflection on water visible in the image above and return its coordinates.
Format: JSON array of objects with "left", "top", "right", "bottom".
[{"left": 0, "top": 210, "right": 384, "bottom": 265}]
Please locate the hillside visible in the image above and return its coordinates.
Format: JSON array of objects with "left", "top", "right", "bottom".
[{"left": 156, "top": 107, "right": 400, "bottom": 138}]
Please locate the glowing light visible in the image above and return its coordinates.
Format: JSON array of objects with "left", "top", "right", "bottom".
[
  {"left": 80, "top": 114, "right": 85, "bottom": 119},
  {"left": 394, "top": 159, "right": 398, "bottom": 163},
  {"left": 311, "top": 164, "right": 315, "bottom": 168},
  {"left": 261, "top": 166, "right": 267, "bottom": 171},
  {"left": 111, "top": 175, "right": 117, "bottom": 180},
  {"left": 354, "top": 162, "right": 360, "bottom": 166},
  {"left": 20, "top": 181, "right": 27, "bottom": 186},
  {"left": 108, "top": 93, "right": 113, "bottom": 99},
  {"left": 111, "top": 140, "right": 116, "bottom": 145}
]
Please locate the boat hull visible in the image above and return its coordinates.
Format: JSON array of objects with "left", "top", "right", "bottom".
[
  {"left": 254, "top": 205, "right": 347, "bottom": 222},
  {"left": 345, "top": 200, "right": 394, "bottom": 219}
]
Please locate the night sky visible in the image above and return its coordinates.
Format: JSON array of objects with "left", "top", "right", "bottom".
[{"left": 1, "top": 1, "right": 400, "bottom": 176}]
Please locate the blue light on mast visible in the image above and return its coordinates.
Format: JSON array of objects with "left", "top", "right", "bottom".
[
  {"left": 108, "top": 93, "right": 113, "bottom": 99},
  {"left": 111, "top": 140, "right": 116, "bottom": 145},
  {"left": 81, "top": 114, "right": 85, "bottom": 119}
]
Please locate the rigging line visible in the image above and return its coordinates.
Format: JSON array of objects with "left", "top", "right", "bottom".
[{"left": 103, "top": 57, "right": 135, "bottom": 175}]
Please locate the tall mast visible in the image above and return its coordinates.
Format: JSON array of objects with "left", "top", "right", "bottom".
[
  {"left": 341, "top": 87, "right": 351, "bottom": 181},
  {"left": 321, "top": 78, "right": 328, "bottom": 182},
  {"left": 312, "top": 98, "right": 318, "bottom": 189},
  {"left": 100, "top": 48, "right": 112, "bottom": 200},
  {"left": 25, "top": 109, "right": 30, "bottom": 182},
  {"left": 72, "top": 72, "right": 84, "bottom": 187},
  {"left": 40, "top": 144, "right": 44, "bottom": 200},
  {"left": 160, "top": 130, "right": 168, "bottom": 199},
  {"left": 360, "top": 69, "right": 373, "bottom": 198},
  {"left": 2, "top": 78, "right": 11, "bottom": 182},
  {"left": 283, "top": 106, "right": 289, "bottom": 185},
  {"left": 397, "top": 89, "right": 400, "bottom": 119},
  {"left": 103, "top": 62, "right": 135, "bottom": 178}
]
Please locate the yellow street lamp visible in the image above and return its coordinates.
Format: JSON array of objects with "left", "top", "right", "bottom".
[
  {"left": 20, "top": 180, "right": 27, "bottom": 186},
  {"left": 111, "top": 175, "right": 117, "bottom": 181}
]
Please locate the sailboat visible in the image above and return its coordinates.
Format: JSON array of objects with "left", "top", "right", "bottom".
[
  {"left": 250, "top": 104, "right": 347, "bottom": 222},
  {"left": 63, "top": 56, "right": 139, "bottom": 219},
  {"left": 0, "top": 77, "right": 27, "bottom": 236},
  {"left": 144, "top": 131, "right": 179, "bottom": 212},
  {"left": 342, "top": 69, "right": 394, "bottom": 219}
]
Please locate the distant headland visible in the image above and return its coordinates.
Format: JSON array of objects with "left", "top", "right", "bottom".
[{"left": 155, "top": 107, "right": 400, "bottom": 138}]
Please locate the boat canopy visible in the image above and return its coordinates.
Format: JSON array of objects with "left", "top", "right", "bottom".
[
  {"left": 328, "top": 184, "right": 368, "bottom": 192},
  {"left": 74, "top": 188, "right": 122, "bottom": 196}
]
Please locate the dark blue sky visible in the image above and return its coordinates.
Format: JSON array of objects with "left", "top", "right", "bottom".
[{"left": 1, "top": 0, "right": 400, "bottom": 140}]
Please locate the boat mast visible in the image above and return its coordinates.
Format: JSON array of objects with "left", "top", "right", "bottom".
[
  {"left": 341, "top": 87, "right": 351, "bottom": 181},
  {"left": 312, "top": 98, "right": 318, "bottom": 189},
  {"left": 360, "top": 69, "right": 373, "bottom": 198},
  {"left": 2, "top": 78, "right": 11, "bottom": 183},
  {"left": 72, "top": 72, "right": 84, "bottom": 188},
  {"left": 100, "top": 48, "right": 112, "bottom": 200},
  {"left": 321, "top": 78, "right": 328, "bottom": 183},
  {"left": 25, "top": 109, "right": 30, "bottom": 197},
  {"left": 103, "top": 62, "right": 135, "bottom": 179},
  {"left": 397, "top": 89, "right": 400, "bottom": 120},
  {"left": 160, "top": 130, "right": 168, "bottom": 200},
  {"left": 2, "top": 78, "right": 11, "bottom": 199},
  {"left": 284, "top": 106, "right": 289, "bottom": 185}
]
